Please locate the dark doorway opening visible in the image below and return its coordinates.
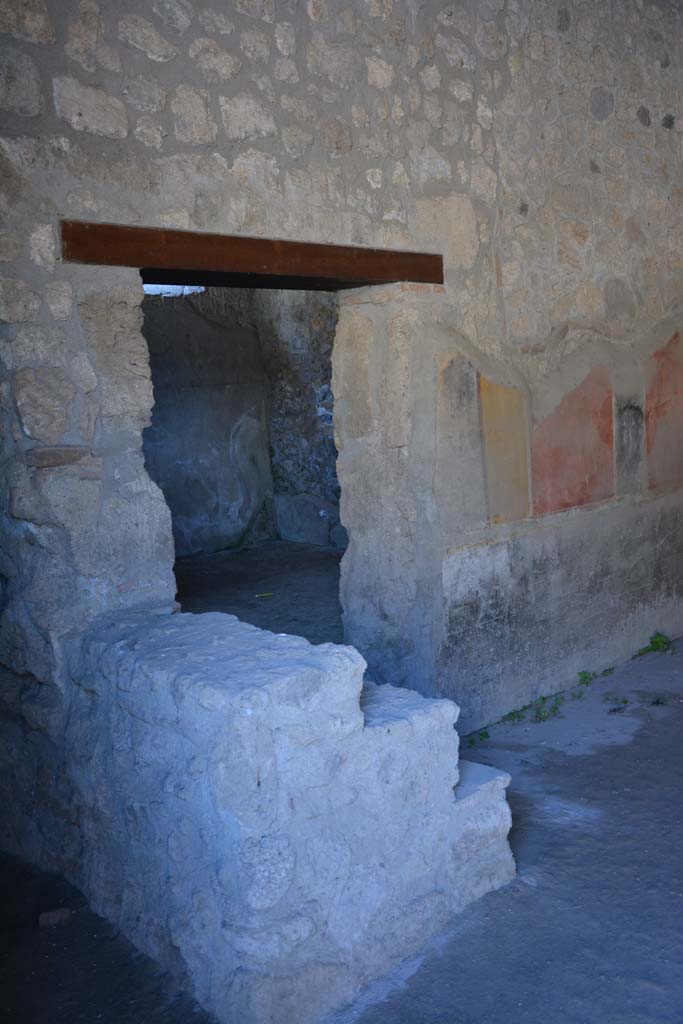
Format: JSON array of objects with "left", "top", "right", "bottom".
[
  {"left": 140, "top": 283, "right": 345, "bottom": 645},
  {"left": 60, "top": 219, "right": 443, "bottom": 647}
]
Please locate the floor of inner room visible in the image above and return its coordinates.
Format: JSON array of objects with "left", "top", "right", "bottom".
[
  {"left": 174, "top": 540, "right": 344, "bottom": 645},
  {"left": 3, "top": 645, "right": 683, "bottom": 1024}
]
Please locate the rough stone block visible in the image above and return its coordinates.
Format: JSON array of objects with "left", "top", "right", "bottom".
[
  {"left": 46, "top": 281, "right": 73, "bottom": 320},
  {"left": 122, "top": 75, "right": 167, "bottom": 112},
  {"left": 153, "top": 0, "right": 194, "bottom": 34},
  {"left": 0, "top": 47, "right": 42, "bottom": 117},
  {"left": 57, "top": 611, "right": 514, "bottom": 1024},
  {"left": 198, "top": 8, "right": 234, "bottom": 34},
  {"left": 78, "top": 288, "right": 155, "bottom": 433},
  {"left": 235, "top": 0, "right": 273, "bottom": 21},
  {"left": 0, "top": 0, "right": 54, "bottom": 44},
  {"left": 14, "top": 367, "right": 76, "bottom": 442},
  {"left": 189, "top": 37, "right": 241, "bottom": 81},
  {"left": 307, "top": 31, "right": 360, "bottom": 87},
  {"left": 171, "top": 84, "right": 216, "bottom": 144},
  {"left": 134, "top": 115, "right": 165, "bottom": 150},
  {"left": 53, "top": 76, "right": 128, "bottom": 139},
  {"left": 117, "top": 15, "right": 178, "bottom": 62},
  {"left": 65, "top": 1, "right": 121, "bottom": 73},
  {"left": 240, "top": 27, "right": 270, "bottom": 63},
  {"left": 219, "top": 94, "right": 276, "bottom": 141},
  {"left": 29, "top": 223, "right": 55, "bottom": 269},
  {"left": 0, "top": 277, "right": 41, "bottom": 323},
  {"left": 1, "top": 325, "right": 49, "bottom": 369}
]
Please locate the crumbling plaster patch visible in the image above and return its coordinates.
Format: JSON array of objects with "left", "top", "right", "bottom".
[{"left": 333, "top": 285, "right": 683, "bottom": 729}]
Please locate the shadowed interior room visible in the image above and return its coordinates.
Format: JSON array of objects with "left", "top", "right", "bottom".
[{"left": 141, "top": 283, "right": 346, "bottom": 645}]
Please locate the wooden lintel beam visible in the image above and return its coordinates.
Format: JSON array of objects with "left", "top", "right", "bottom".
[{"left": 60, "top": 220, "right": 443, "bottom": 291}]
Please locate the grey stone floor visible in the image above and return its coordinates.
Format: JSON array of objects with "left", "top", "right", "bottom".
[
  {"left": 2, "top": 641, "right": 682, "bottom": 1024},
  {"left": 335, "top": 640, "right": 683, "bottom": 1024},
  {"left": 175, "top": 539, "right": 344, "bottom": 645}
]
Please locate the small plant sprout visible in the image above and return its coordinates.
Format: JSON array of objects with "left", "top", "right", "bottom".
[
  {"left": 636, "top": 632, "right": 672, "bottom": 656},
  {"left": 528, "top": 693, "right": 565, "bottom": 723},
  {"left": 502, "top": 707, "right": 527, "bottom": 724}
]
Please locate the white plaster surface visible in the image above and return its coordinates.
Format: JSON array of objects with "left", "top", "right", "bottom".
[{"left": 52, "top": 611, "right": 512, "bottom": 1024}]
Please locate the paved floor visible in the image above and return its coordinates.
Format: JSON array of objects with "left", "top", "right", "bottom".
[
  {"left": 2, "top": 642, "right": 682, "bottom": 1024},
  {"left": 336, "top": 641, "right": 683, "bottom": 1024},
  {"left": 175, "top": 539, "right": 344, "bottom": 645}
]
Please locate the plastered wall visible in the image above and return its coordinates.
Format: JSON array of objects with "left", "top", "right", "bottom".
[
  {"left": 333, "top": 287, "right": 683, "bottom": 731},
  {"left": 0, "top": 0, "right": 682, "bottom": 696}
]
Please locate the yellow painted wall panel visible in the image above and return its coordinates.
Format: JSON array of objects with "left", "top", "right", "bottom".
[{"left": 479, "top": 376, "right": 530, "bottom": 523}]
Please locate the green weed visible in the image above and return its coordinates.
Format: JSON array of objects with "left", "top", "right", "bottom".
[
  {"left": 502, "top": 707, "right": 527, "bottom": 724},
  {"left": 530, "top": 694, "right": 564, "bottom": 722},
  {"left": 636, "top": 632, "right": 671, "bottom": 656}
]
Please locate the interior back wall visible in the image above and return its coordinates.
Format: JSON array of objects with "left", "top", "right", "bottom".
[
  {"left": 188, "top": 287, "right": 344, "bottom": 549},
  {"left": 142, "top": 293, "right": 275, "bottom": 555}
]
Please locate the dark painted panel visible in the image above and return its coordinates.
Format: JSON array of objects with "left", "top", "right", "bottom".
[{"left": 615, "top": 394, "right": 645, "bottom": 495}]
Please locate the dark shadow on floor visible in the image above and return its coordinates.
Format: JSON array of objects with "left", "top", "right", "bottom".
[
  {"left": 0, "top": 852, "right": 217, "bottom": 1024},
  {"left": 175, "top": 539, "right": 344, "bottom": 645}
]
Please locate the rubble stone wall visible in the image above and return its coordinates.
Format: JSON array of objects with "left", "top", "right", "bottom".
[
  {"left": 0, "top": 612, "right": 514, "bottom": 1024},
  {"left": 0, "top": 1, "right": 682, "bottom": 1016},
  {"left": 1, "top": 0, "right": 681, "bottom": 689}
]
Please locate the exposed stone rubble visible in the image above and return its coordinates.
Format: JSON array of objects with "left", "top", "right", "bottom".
[
  {"left": 0, "top": 612, "right": 513, "bottom": 1024},
  {"left": 183, "top": 287, "right": 343, "bottom": 548}
]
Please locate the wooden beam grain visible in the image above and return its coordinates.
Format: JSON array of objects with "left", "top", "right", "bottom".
[{"left": 60, "top": 220, "right": 443, "bottom": 291}]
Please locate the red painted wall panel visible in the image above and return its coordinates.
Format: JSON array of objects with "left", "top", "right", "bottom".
[
  {"left": 531, "top": 366, "right": 614, "bottom": 516},
  {"left": 645, "top": 331, "right": 683, "bottom": 492}
]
